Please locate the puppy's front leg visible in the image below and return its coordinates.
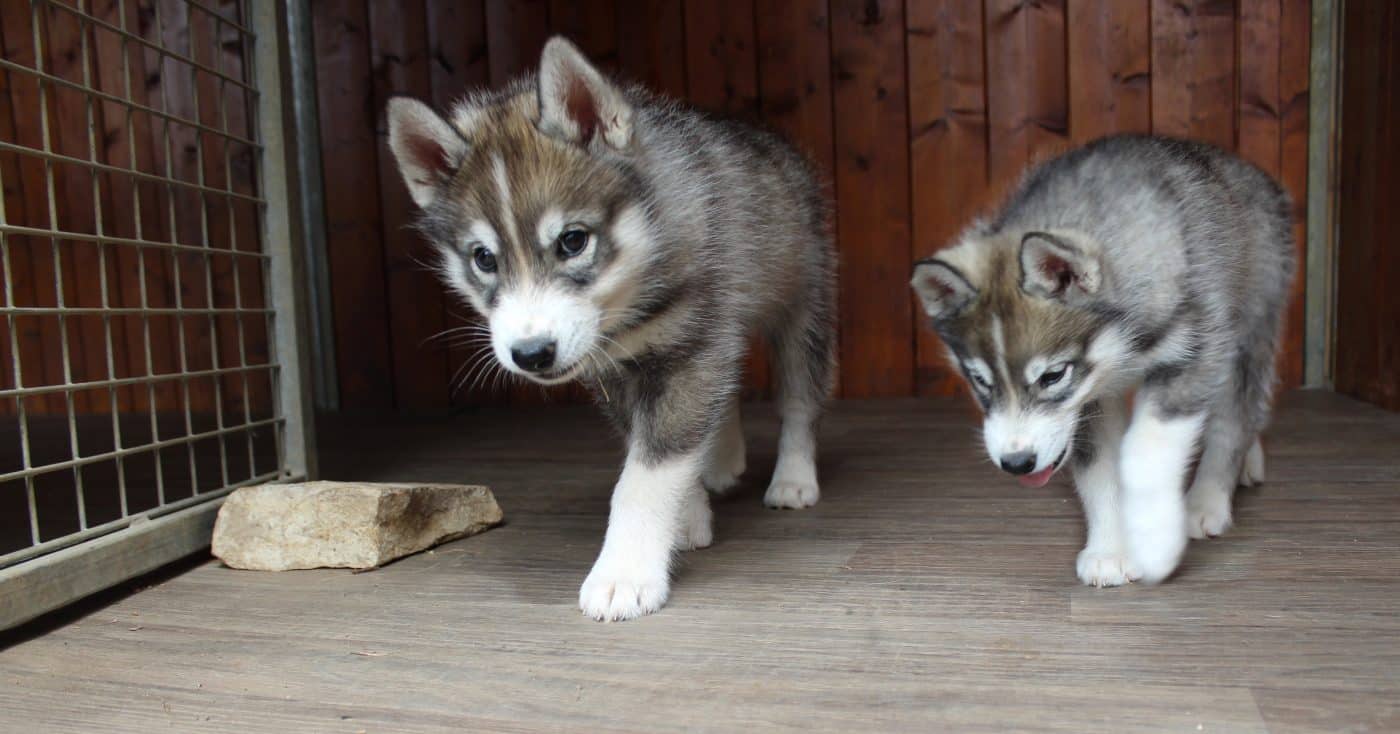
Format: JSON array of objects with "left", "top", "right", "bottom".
[
  {"left": 578, "top": 440, "right": 702, "bottom": 621},
  {"left": 1119, "top": 392, "right": 1204, "bottom": 584},
  {"left": 1071, "top": 396, "right": 1140, "bottom": 587}
]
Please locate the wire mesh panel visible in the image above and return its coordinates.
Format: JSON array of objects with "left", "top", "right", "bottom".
[{"left": 0, "top": 0, "right": 310, "bottom": 624}]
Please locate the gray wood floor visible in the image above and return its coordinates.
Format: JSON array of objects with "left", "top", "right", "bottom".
[{"left": 3, "top": 391, "right": 1399, "bottom": 733}]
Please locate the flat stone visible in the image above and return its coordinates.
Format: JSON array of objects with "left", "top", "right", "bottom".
[{"left": 211, "top": 482, "right": 502, "bottom": 571}]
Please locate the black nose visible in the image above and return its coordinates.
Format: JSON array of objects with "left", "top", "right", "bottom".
[
  {"left": 510, "top": 338, "right": 556, "bottom": 373},
  {"left": 1000, "top": 451, "right": 1037, "bottom": 475}
]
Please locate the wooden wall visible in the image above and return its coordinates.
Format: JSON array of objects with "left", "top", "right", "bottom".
[
  {"left": 1335, "top": 0, "right": 1399, "bottom": 411},
  {"left": 0, "top": 0, "right": 268, "bottom": 418},
  {"left": 311, "top": 0, "right": 1311, "bottom": 413}
]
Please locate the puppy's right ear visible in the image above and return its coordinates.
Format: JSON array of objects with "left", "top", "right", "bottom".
[
  {"left": 912, "top": 259, "right": 978, "bottom": 321},
  {"left": 386, "top": 97, "right": 467, "bottom": 208},
  {"left": 537, "top": 36, "right": 632, "bottom": 149}
]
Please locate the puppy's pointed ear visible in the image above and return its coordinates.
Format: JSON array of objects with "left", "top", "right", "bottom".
[
  {"left": 386, "top": 97, "right": 467, "bottom": 208},
  {"left": 912, "top": 259, "right": 978, "bottom": 321},
  {"left": 1018, "top": 231, "right": 1102, "bottom": 302},
  {"left": 537, "top": 36, "right": 632, "bottom": 149}
]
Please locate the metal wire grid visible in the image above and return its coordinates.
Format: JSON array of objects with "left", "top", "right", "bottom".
[{"left": 0, "top": 0, "right": 290, "bottom": 569}]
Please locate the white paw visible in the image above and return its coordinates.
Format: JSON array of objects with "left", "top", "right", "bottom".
[
  {"left": 1186, "top": 490, "right": 1233, "bottom": 539},
  {"left": 1076, "top": 549, "right": 1143, "bottom": 587},
  {"left": 763, "top": 481, "right": 819, "bottom": 509},
  {"left": 578, "top": 564, "right": 670, "bottom": 621},
  {"left": 1124, "top": 512, "right": 1187, "bottom": 584},
  {"left": 678, "top": 494, "right": 713, "bottom": 551},
  {"left": 1238, "top": 438, "right": 1265, "bottom": 487}
]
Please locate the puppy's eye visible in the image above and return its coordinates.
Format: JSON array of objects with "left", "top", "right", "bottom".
[
  {"left": 1038, "top": 364, "right": 1070, "bottom": 389},
  {"left": 472, "top": 246, "right": 497, "bottom": 273},
  {"left": 557, "top": 228, "right": 590, "bottom": 258}
]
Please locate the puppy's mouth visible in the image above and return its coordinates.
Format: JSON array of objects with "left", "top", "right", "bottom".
[
  {"left": 520, "top": 360, "right": 586, "bottom": 386},
  {"left": 1017, "top": 449, "right": 1067, "bottom": 489}
]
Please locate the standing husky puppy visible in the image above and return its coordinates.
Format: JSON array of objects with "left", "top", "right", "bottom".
[
  {"left": 386, "top": 38, "right": 836, "bottom": 620},
  {"left": 911, "top": 135, "right": 1294, "bottom": 587}
]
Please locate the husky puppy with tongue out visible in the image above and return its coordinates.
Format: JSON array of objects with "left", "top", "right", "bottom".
[{"left": 912, "top": 135, "right": 1294, "bottom": 587}]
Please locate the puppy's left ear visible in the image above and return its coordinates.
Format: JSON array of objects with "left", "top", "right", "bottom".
[
  {"left": 537, "top": 36, "right": 632, "bottom": 149},
  {"left": 1018, "top": 231, "right": 1102, "bottom": 302},
  {"left": 386, "top": 97, "right": 468, "bottom": 208},
  {"left": 912, "top": 258, "right": 978, "bottom": 322}
]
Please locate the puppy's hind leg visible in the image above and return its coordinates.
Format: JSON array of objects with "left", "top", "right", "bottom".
[
  {"left": 1186, "top": 411, "right": 1251, "bottom": 539},
  {"left": 701, "top": 397, "right": 746, "bottom": 496},
  {"left": 763, "top": 295, "right": 835, "bottom": 510}
]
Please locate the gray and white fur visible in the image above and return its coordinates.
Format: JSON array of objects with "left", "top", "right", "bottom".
[
  {"left": 386, "top": 37, "right": 836, "bottom": 620},
  {"left": 912, "top": 135, "right": 1294, "bottom": 587}
]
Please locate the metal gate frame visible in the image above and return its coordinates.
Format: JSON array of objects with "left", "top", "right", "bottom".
[{"left": 0, "top": 0, "right": 315, "bottom": 631}]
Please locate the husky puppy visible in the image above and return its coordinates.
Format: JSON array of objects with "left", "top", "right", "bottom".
[
  {"left": 385, "top": 38, "right": 836, "bottom": 619},
  {"left": 911, "top": 135, "right": 1294, "bottom": 586}
]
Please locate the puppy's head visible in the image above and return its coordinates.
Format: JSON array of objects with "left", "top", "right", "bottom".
[
  {"left": 912, "top": 230, "right": 1131, "bottom": 486},
  {"left": 386, "top": 37, "right": 652, "bottom": 385}
]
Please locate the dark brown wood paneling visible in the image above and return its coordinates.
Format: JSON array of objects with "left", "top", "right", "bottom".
[
  {"left": 311, "top": 0, "right": 393, "bottom": 413},
  {"left": 369, "top": 0, "right": 448, "bottom": 415},
  {"left": 1336, "top": 1, "right": 1400, "bottom": 410},
  {"left": 1067, "top": 0, "right": 1150, "bottom": 142},
  {"left": 485, "top": 0, "right": 550, "bottom": 87},
  {"left": 908, "top": 0, "right": 988, "bottom": 396},
  {"left": 549, "top": 0, "right": 618, "bottom": 72},
  {"left": 1151, "top": 0, "right": 1237, "bottom": 148},
  {"left": 616, "top": 0, "right": 686, "bottom": 98},
  {"left": 293, "top": 0, "right": 1313, "bottom": 410},
  {"left": 830, "top": 0, "right": 912, "bottom": 398},
  {"left": 1277, "top": 0, "right": 1310, "bottom": 391}
]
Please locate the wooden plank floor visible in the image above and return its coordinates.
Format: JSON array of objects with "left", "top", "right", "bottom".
[{"left": 2, "top": 391, "right": 1399, "bottom": 732}]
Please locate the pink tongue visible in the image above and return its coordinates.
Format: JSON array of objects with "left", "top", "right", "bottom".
[{"left": 1018, "top": 465, "right": 1056, "bottom": 489}]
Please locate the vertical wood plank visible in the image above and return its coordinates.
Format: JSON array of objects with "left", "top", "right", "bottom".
[
  {"left": 1151, "top": 0, "right": 1237, "bottom": 149},
  {"left": 615, "top": 0, "right": 686, "bottom": 98},
  {"left": 830, "top": 0, "right": 912, "bottom": 398},
  {"left": 548, "top": 0, "right": 618, "bottom": 72},
  {"left": 1066, "top": 0, "right": 1151, "bottom": 142},
  {"left": 1276, "top": 0, "right": 1309, "bottom": 389},
  {"left": 985, "top": 0, "right": 1069, "bottom": 189},
  {"left": 212, "top": 1, "right": 271, "bottom": 419},
  {"left": 484, "top": 0, "right": 550, "bottom": 86},
  {"left": 0, "top": 10, "right": 34, "bottom": 400},
  {"left": 684, "top": 0, "right": 759, "bottom": 119},
  {"left": 755, "top": 0, "right": 834, "bottom": 179},
  {"left": 153, "top": 0, "right": 221, "bottom": 418},
  {"left": 43, "top": 3, "right": 107, "bottom": 412},
  {"left": 128, "top": 0, "right": 183, "bottom": 415},
  {"left": 312, "top": 0, "right": 394, "bottom": 412},
  {"left": 369, "top": 0, "right": 448, "bottom": 414},
  {"left": 907, "top": 0, "right": 989, "bottom": 396},
  {"left": 90, "top": 0, "right": 151, "bottom": 413},
  {"left": 1237, "top": 0, "right": 1282, "bottom": 178},
  {"left": 0, "top": 2, "right": 61, "bottom": 413},
  {"left": 1335, "top": 0, "right": 1399, "bottom": 409}
]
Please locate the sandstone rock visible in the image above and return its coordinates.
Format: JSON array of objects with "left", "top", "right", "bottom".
[{"left": 211, "top": 482, "right": 502, "bottom": 571}]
